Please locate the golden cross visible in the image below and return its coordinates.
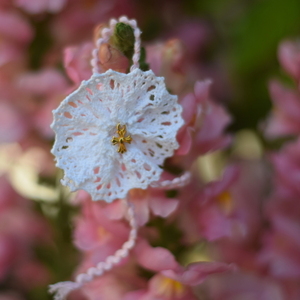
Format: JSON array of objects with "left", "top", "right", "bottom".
[{"left": 111, "top": 123, "right": 132, "bottom": 154}]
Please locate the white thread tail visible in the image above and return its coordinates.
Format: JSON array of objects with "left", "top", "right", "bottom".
[
  {"left": 49, "top": 281, "right": 82, "bottom": 300},
  {"left": 49, "top": 199, "right": 137, "bottom": 300},
  {"left": 91, "top": 16, "right": 141, "bottom": 74},
  {"left": 150, "top": 172, "right": 191, "bottom": 189}
]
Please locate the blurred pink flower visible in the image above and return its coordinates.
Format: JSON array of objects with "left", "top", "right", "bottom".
[
  {"left": 77, "top": 266, "right": 145, "bottom": 300},
  {"left": 0, "top": 235, "right": 18, "bottom": 281},
  {"left": 0, "top": 102, "right": 28, "bottom": 143},
  {"left": 17, "top": 68, "right": 69, "bottom": 137},
  {"left": 124, "top": 240, "right": 235, "bottom": 300},
  {"left": 264, "top": 80, "right": 300, "bottom": 138},
  {"left": 176, "top": 79, "right": 211, "bottom": 156},
  {"left": 0, "top": 42, "right": 24, "bottom": 67},
  {"left": 168, "top": 20, "right": 211, "bottom": 61},
  {"left": 14, "top": 260, "right": 50, "bottom": 289},
  {"left": 0, "top": 292, "right": 25, "bottom": 300},
  {"left": 258, "top": 195, "right": 300, "bottom": 279},
  {"left": 73, "top": 198, "right": 130, "bottom": 265},
  {"left": 193, "top": 100, "right": 231, "bottom": 155},
  {"left": 0, "top": 9, "right": 32, "bottom": 44},
  {"left": 14, "top": 0, "right": 67, "bottom": 14},
  {"left": 181, "top": 161, "right": 266, "bottom": 243},
  {"left": 50, "top": 0, "right": 135, "bottom": 46},
  {"left": 18, "top": 68, "right": 68, "bottom": 97},
  {"left": 278, "top": 40, "right": 300, "bottom": 81},
  {"left": 146, "top": 39, "right": 188, "bottom": 95},
  {"left": 175, "top": 79, "right": 231, "bottom": 168},
  {"left": 0, "top": 176, "right": 51, "bottom": 284},
  {"left": 205, "top": 272, "right": 285, "bottom": 300},
  {"left": 64, "top": 43, "right": 94, "bottom": 85},
  {"left": 128, "top": 187, "right": 179, "bottom": 226},
  {"left": 270, "top": 138, "right": 300, "bottom": 197}
]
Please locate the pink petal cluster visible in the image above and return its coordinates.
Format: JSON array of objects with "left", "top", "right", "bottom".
[
  {"left": 264, "top": 40, "right": 300, "bottom": 138},
  {"left": 0, "top": 177, "right": 50, "bottom": 291}
]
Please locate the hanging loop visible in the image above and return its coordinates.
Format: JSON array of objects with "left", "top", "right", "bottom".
[{"left": 91, "top": 16, "right": 141, "bottom": 74}]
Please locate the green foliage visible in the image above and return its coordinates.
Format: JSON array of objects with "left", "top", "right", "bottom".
[
  {"left": 111, "top": 22, "right": 149, "bottom": 71},
  {"left": 111, "top": 22, "right": 135, "bottom": 60}
]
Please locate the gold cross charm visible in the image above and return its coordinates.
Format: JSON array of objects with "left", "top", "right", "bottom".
[{"left": 111, "top": 123, "right": 132, "bottom": 154}]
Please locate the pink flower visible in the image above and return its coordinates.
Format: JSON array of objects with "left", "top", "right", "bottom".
[
  {"left": 278, "top": 40, "right": 300, "bottom": 81},
  {"left": 264, "top": 81, "right": 300, "bottom": 138},
  {"left": 14, "top": 0, "right": 67, "bottom": 14},
  {"left": 128, "top": 186, "right": 179, "bottom": 226},
  {"left": 270, "top": 138, "right": 300, "bottom": 197},
  {"left": 205, "top": 272, "right": 285, "bottom": 300},
  {"left": 0, "top": 291, "right": 25, "bottom": 300},
  {"left": 18, "top": 68, "right": 68, "bottom": 97},
  {"left": 193, "top": 100, "right": 231, "bottom": 155},
  {"left": 17, "top": 68, "right": 69, "bottom": 137},
  {"left": 64, "top": 43, "right": 94, "bottom": 85},
  {"left": 168, "top": 20, "right": 211, "bottom": 61},
  {"left": 258, "top": 195, "right": 300, "bottom": 279},
  {"left": 0, "top": 102, "right": 28, "bottom": 143},
  {"left": 176, "top": 80, "right": 231, "bottom": 163},
  {"left": 73, "top": 198, "right": 130, "bottom": 265},
  {"left": 0, "top": 235, "right": 18, "bottom": 281},
  {"left": 0, "top": 176, "right": 51, "bottom": 284},
  {"left": 13, "top": 260, "right": 50, "bottom": 289},
  {"left": 0, "top": 10, "right": 32, "bottom": 44},
  {"left": 176, "top": 80, "right": 211, "bottom": 156},
  {"left": 146, "top": 39, "right": 188, "bottom": 95},
  {"left": 181, "top": 162, "right": 266, "bottom": 243},
  {"left": 123, "top": 240, "right": 235, "bottom": 300},
  {"left": 50, "top": 1, "right": 134, "bottom": 46},
  {"left": 77, "top": 266, "right": 146, "bottom": 300}
]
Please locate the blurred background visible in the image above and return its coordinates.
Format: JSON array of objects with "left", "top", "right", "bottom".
[{"left": 1, "top": 0, "right": 300, "bottom": 299}]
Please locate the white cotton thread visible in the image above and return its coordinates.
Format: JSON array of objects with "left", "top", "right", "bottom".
[
  {"left": 150, "top": 172, "right": 191, "bottom": 189},
  {"left": 91, "top": 16, "right": 141, "bottom": 74},
  {"left": 49, "top": 199, "right": 138, "bottom": 300}
]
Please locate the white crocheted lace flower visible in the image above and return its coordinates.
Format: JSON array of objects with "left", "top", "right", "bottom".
[{"left": 51, "top": 68, "right": 184, "bottom": 202}]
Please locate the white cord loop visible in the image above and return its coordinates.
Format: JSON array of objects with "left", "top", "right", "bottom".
[
  {"left": 150, "top": 172, "right": 191, "bottom": 189},
  {"left": 91, "top": 16, "right": 141, "bottom": 74}
]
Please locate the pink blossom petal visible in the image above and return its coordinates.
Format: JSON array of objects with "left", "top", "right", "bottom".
[
  {"left": 135, "top": 240, "right": 179, "bottom": 272},
  {"left": 131, "top": 197, "right": 150, "bottom": 227},
  {"left": 18, "top": 69, "right": 68, "bottom": 96},
  {"left": 123, "top": 290, "right": 147, "bottom": 300},
  {"left": 207, "top": 273, "right": 285, "bottom": 300},
  {"left": 73, "top": 219, "right": 102, "bottom": 251},
  {"left": 64, "top": 43, "right": 93, "bottom": 85},
  {"left": 264, "top": 111, "right": 300, "bottom": 138},
  {"left": 180, "top": 93, "right": 197, "bottom": 124},
  {"left": 0, "top": 102, "right": 27, "bottom": 143},
  {"left": 278, "top": 40, "right": 300, "bottom": 80},
  {"left": 195, "top": 102, "right": 232, "bottom": 154},
  {"left": 204, "top": 165, "right": 240, "bottom": 198},
  {"left": 0, "top": 43, "right": 22, "bottom": 66},
  {"left": 198, "top": 205, "right": 233, "bottom": 240},
  {"left": 0, "top": 11, "right": 32, "bottom": 43},
  {"left": 176, "top": 126, "right": 193, "bottom": 155},
  {"left": 269, "top": 81, "right": 300, "bottom": 120},
  {"left": 100, "top": 200, "right": 127, "bottom": 221},
  {"left": 15, "top": 0, "right": 66, "bottom": 14},
  {"left": 162, "top": 262, "right": 236, "bottom": 286},
  {"left": 149, "top": 196, "right": 179, "bottom": 218},
  {"left": 194, "top": 79, "right": 212, "bottom": 103}
]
